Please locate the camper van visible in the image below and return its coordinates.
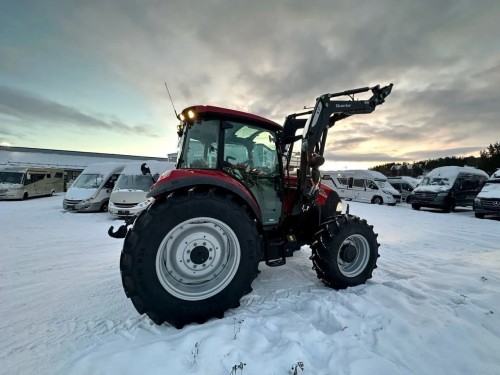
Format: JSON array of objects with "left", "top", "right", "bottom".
[
  {"left": 410, "top": 166, "right": 489, "bottom": 212},
  {"left": 108, "top": 161, "right": 175, "bottom": 218},
  {"left": 387, "top": 176, "right": 419, "bottom": 203},
  {"left": 63, "top": 162, "right": 125, "bottom": 212},
  {"left": 0, "top": 166, "right": 64, "bottom": 200},
  {"left": 322, "top": 170, "right": 400, "bottom": 205},
  {"left": 473, "top": 169, "right": 500, "bottom": 219}
]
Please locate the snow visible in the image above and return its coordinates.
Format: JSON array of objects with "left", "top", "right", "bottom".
[
  {"left": 477, "top": 182, "right": 500, "bottom": 199},
  {"left": 1, "top": 196, "right": 500, "bottom": 375}
]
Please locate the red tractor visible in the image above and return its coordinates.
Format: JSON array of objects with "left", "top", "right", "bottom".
[{"left": 110, "top": 83, "right": 393, "bottom": 328}]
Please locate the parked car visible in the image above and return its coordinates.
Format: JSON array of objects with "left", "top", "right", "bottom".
[
  {"left": 410, "top": 166, "right": 488, "bottom": 212},
  {"left": 108, "top": 160, "right": 175, "bottom": 218},
  {"left": 322, "top": 169, "right": 400, "bottom": 205},
  {"left": 473, "top": 169, "right": 500, "bottom": 219},
  {"left": 387, "top": 176, "right": 419, "bottom": 203}
]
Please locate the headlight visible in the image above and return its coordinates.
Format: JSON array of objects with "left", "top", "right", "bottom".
[
  {"left": 382, "top": 190, "right": 391, "bottom": 195},
  {"left": 336, "top": 201, "right": 343, "bottom": 212},
  {"left": 81, "top": 195, "right": 96, "bottom": 204},
  {"left": 138, "top": 197, "right": 155, "bottom": 208},
  {"left": 437, "top": 192, "right": 448, "bottom": 197},
  {"left": 474, "top": 198, "right": 481, "bottom": 205}
]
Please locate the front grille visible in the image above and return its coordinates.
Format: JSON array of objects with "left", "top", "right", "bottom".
[
  {"left": 480, "top": 198, "right": 500, "bottom": 210},
  {"left": 393, "top": 194, "right": 401, "bottom": 200},
  {"left": 114, "top": 202, "right": 138, "bottom": 208},
  {"left": 415, "top": 191, "right": 437, "bottom": 201},
  {"left": 65, "top": 199, "right": 82, "bottom": 205}
]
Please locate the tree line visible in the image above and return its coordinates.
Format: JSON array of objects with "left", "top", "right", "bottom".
[{"left": 371, "top": 142, "right": 500, "bottom": 178}]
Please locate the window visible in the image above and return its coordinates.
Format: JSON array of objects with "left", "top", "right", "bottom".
[
  {"left": 29, "top": 173, "right": 46, "bottom": 183},
  {"left": 338, "top": 178, "right": 349, "bottom": 186},
  {"left": 402, "top": 183, "right": 413, "bottom": 192},
  {"left": 179, "top": 120, "right": 219, "bottom": 169},
  {"left": 0, "top": 172, "right": 24, "bottom": 184},
  {"left": 353, "top": 179, "right": 365, "bottom": 188},
  {"left": 223, "top": 121, "right": 278, "bottom": 176}
]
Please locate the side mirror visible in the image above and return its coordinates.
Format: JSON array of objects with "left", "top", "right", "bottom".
[{"left": 141, "top": 163, "right": 151, "bottom": 176}]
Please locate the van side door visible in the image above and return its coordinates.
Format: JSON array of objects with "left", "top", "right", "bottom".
[
  {"left": 352, "top": 178, "right": 366, "bottom": 202},
  {"left": 365, "top": 179, "right": 380, "bottom": 203}
]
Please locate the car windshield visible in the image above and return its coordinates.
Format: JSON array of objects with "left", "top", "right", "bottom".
[
  {"left": 0, "top": 172, "right": 24, "bottom": 184},
  {"left": 375, "top": 180, "right": 387, "bottom": 188},
  {"left": 421, "top": 177, "right": 452, "bottom": 186},
  {"left": 115, "top": 174, "right": 153, "bottom": 191},
  {"left": 72, "top": 174, "right": 103, "bottom": 189}
]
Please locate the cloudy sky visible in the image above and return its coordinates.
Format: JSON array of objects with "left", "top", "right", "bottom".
[{"left": 1, "top": 0, "right": 499, "bottom": 169}]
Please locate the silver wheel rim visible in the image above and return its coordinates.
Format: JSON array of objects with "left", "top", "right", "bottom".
[
  {"left": 156, "top": 217, "right": 240, "bottom": 301},
  {"left": 337, "top": 234, "right": 370, "bottom": 277}
]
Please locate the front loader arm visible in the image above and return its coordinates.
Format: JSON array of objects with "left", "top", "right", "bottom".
[{"left": 293, "top": 83, "right": 393, "bottom": 202}]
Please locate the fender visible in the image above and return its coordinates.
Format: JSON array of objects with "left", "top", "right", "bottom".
[{"left": 147, "top": 169, "right": 262, "bottom": 222}]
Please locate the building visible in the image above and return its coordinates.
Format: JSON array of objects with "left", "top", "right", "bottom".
[{"left": 0, "top": 146, "right": 172, "bottom": 186}]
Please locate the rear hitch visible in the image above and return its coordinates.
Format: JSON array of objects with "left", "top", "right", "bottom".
[
  {"left": 108, "top": 224, "right": 129, "bottom": 239},
  {"left": 108, "top": 216, "right": 135, "bottom": 239}
]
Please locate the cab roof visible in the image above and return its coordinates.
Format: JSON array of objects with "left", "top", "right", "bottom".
[{"left": 180, "top": 105, "right": 282, "bottom": 131}]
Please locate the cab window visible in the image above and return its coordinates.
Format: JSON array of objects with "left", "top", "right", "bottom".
[{"left": 179, "top": 120, "right": 219, "bottom": 169}]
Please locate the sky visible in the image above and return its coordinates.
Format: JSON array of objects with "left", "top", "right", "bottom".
[
  {"left": 2, "top": 196, "right": 499, "bottom": 374},
  {"left": 1, "top": 0, "right": 499, "bottom": 170}
]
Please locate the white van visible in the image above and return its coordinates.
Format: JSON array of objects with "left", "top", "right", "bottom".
[
  {"left": 322, "top": 169, "right": 400, "bottom": 205},
  {"left": 109, "top": 161, "right": 175, "bottom": 218},
  {"left": 473, "top": 169, "right": 500, "bottom": 219},
  {"left": 410, "top": 166, "right": 489, "bottom": 212},
  {"left": 63, "top": 162, "right": 125, "bottom": 212},
  {"left": 387, "top": 176, "right": 419, "bottom": 203},
  {"left": 0, "top": 166, "right": 64, "bottom": 200}
]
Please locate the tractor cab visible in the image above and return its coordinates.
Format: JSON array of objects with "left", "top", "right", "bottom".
[{"left": 176, "top": 105, "right": 284, "bottom": 226}]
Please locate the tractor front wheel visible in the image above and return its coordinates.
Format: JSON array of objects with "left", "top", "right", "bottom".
[
  {"left": 120, "top": 189, "right": 261, "bottom": 328},
  {"left": 310, "top": 215, "right": 379, "bottom": 289}
]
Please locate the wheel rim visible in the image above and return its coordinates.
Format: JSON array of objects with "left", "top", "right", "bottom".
[
  {"left": 156, "top": 217, "right": 240, "bottom": 301},
  {"left": 337, "top": 234, "right": 370, "bottom": 277}
]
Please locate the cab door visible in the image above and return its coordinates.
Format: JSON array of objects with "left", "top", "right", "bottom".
[{"left": 222, "top": 122, "right": 282, "bottom": 226}]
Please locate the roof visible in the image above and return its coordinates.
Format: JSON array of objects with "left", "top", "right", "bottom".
[
  {"left": 427, "top": 166, "right": 489, "bottom": 178},
  {"left": 181, "top": 105, "right": 282, "bottom": 131},
  {"left": 0, "top": 146, "right": 170, "bottom": 170}
]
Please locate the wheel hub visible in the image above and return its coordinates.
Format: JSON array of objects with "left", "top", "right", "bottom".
[
  {"left": 190, "top": 245, "right": 210, "bottom": 265},
  {"left": 340, "top": 243, "right": 358, "bottom": 263}
]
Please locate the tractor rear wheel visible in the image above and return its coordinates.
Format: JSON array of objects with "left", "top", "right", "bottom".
[
  {"left": 310, "top": 215, "right": 379, "bottom": 289},
  {"left": 120, "top": 189, "right": 261, "bottom": 328}
]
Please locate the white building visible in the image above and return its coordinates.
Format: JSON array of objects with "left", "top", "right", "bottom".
[{"left": 0, "top": 146, "right": 172, "bottom": 189}]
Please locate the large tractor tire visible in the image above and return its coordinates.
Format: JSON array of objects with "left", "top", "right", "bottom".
[
  {"left": 310, "top": 215, "right": 379, "bottom": 289},
  {"left": 120, "top": 189, "right": 261, "bottom": 328}
]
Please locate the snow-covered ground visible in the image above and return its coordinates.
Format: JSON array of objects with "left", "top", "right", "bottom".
[{"left": 1, "top": 195, "right": 499, "bottom": 375}]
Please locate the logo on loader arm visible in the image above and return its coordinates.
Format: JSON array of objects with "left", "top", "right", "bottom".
[{"left": 311, "top": 102, "right": 323, "bottom": 128}]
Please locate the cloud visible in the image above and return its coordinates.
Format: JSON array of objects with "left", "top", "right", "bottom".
[
  {"left": 1, "top": 0, "right": 499, "bottom": 161},
  {"left": 0, "top": 85, "right": 158, "bottom": 137}
]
